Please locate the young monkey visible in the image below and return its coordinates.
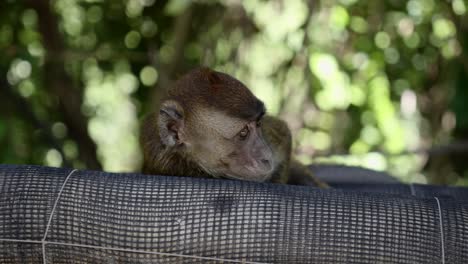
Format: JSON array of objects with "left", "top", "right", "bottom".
[{"left": 140, "top": 67, "right": 329, "bottom": 188}]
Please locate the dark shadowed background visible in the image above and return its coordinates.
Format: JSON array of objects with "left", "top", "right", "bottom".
[{"left": 1, "top": 0, "right": 468, "bottom": 186}]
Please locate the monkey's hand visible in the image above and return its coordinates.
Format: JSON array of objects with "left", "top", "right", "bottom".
[{"left": 288, "top": 160, "right": 330, "bottom": 189}]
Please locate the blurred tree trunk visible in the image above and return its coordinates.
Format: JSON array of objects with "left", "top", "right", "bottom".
[
  {"left": 450, "top": 29, "right": 468, "bottom": 181},
  {"left": 146, "top": 4, "right": 194, "bottom": 113},
  {"left": 27, "top": 0, "right": 101, "bottom": 170},
  {"left": 427, "top": 3, "right": 468, "bottom": 184}
]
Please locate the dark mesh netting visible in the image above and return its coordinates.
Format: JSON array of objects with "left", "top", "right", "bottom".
[
  {"left": 311, "top": 164, "right": 468, "bottom": 199},
  {"left": 332, "top": 183, "right": 468, "bottom": 200},
  {"left": 1, "top": 164, "right": 468, "bottom": 263},
  {"left": 309, "top": 164, "right": 400, "bottom": 184}
]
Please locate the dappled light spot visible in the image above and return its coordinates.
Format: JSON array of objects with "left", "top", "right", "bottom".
[
  {"left": 245, "top": 0, "right": 308, "bottom": 41},
  {"left": 330, "top": 5, "right": 349, "bottom": 31},
  {"left": 27, "top": 41, "right": 44, "bottom": 57},
  {"left": 350, "top": 84, "right": 366, "bottom": 106},
  {"left": 397, "top": 18, "right": 415, "bottom": 37},
  {"left": 404, "top": 33, "right": 420, "bottom": 49},
  {"left": 310, "top": 53, "right": 339, "bottom": 79},
  {"left": 124, "top": 31, "right": 141, "bottom": 49},
  {"left": 400, "top": 90, "right": 417, "bottom": 118},
  {"left": 310, "top": 53, "right": 351, "bottom": 110},
  {"left": 362, "top": 152, "right": 387, "bottom": 171},
  {"left": 441, "top": 39, "right": 461, "bottom": 59},
  {"left": 350, "top": 140, "right": 370, "bottom": 154},
  {"left": 311, "top": 131, "right": 331, "bottom": 151},
  {"left": 52, "top": 122, "right": 67, "bottom": 139},
  {"left": 368, "top": 76, "right": 405, "bottom": 153},
  {"left": 96, "top": 43, "right": 113, "bottom": 60},
  {"left": 313, "top": 152, "right": 388, "bottom": 175},
  {"left": 441, "top": 111, "right": 456, "bottom": 132},
  {"left": 248, "top": 77, "right": 280, "bottom": 115},
  {"left": 7, "top": 59, "right": 32, "bottom": 85},
  {"left": 452, "top": 0, "right": 466, "bottom": 15},
  {"left": 45, "top": 149, "right": 63, "bottom": 167},
  {"left": 63, "top": 140, "right": 79, "bottom": 160},
  {"left": 411, "top": 54, "right": 427, "bottom": 71},
  {"left": 117, "top": 73, "right": 139, "bottom": 94},
  {"left": 139, "top": 66, "right": 158, "bottom": 87},
  {"left": 361, "top": 125, "right": 381, "bottom": 146},
  {"left": 14, "top": 60, "right": 32, "bottom": 79},
  {"left": 350, "top": 16, "right": 368, "bottom": 33},
  {"left": 21, "top": 9, "right": 37, "bottom": 28},
  {"left": 86, "top": 6, "right": 102, "bottom": 23},
  {"left": 375, "top": 32, "right": 391, "bottom": 49},
  {"left": 240, "top": 36, "right": 293, "bottom": 76},
  {"left": 140, "top": 19, "right": 158, "bottom": 38},
  {"left": 126, "top": 0, "right": 143, "bottom": 18},
  {"left": 164, "top": 0, "right": 191, "bottom": 16},
  {"left": 384, "top": 48, "right": 400, "bottom": 64},
  {"left": 407, "top": 0, "right": 434, "bottom": 19},
  {"left": 432, "top": 18, "right": 456, "bottom": 40},
  {"left": 18, "top": 80, "right": 35, "bottom": 98},
  {"left": 351, "top": 52, "right": 368, "bottom": 70},
  {"left": 60, "top": 5, "right": 85, "bottom": 36}
]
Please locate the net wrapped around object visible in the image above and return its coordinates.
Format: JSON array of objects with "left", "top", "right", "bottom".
[{"left": 0, "top": 164, "right": 467, "bottom": 263}]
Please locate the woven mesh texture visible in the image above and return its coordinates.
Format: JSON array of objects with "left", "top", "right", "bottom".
[{"left": 1, "top": 164, "right": 467, "bottom": 263}]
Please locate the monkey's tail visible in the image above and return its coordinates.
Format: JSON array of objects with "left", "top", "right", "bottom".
[{"left": 288, "top": 160, "right": 330, "bottom": 189}]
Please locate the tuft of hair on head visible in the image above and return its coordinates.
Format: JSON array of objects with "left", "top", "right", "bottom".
[{"left": 200, "top": 67, "right": 223, "bottom": 92}]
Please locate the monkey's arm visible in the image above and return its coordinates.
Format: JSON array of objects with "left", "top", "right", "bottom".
[
  {"left": 261, "top": 116, "right": 291, "bottom": 184},
  {"left": 262, "top": 116, "right": 329, "bottom": 188},
  {"left": 288, "top": 160, "right": 330, "bottom": 188}
]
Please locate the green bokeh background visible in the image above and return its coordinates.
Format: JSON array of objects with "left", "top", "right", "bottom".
[{"left": 1, "top": 0, "right": 468, "bottom": 185}]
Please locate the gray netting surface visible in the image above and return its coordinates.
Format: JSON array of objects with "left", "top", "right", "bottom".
[{"left": 1, "top": 164, "right": 467, "bottom": 263}]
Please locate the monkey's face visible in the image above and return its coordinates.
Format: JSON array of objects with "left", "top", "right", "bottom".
[
  {"left": 188, "top": 109, "right": 275, "bottom": 182},
  {"left": 155, "top": 68, "right": 275, "bottom": 182}
]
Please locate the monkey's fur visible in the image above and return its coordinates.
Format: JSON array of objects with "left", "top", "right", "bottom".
[{"left": 141, "top": 68, "right": 329, "bottom": 188}]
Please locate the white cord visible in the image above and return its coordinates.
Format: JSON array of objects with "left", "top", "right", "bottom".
[
  {"left": 434, "top": 197, "right": 445, "bottom": 264},
  {"left": 42, "top": 169, "right": 77, "bottom": 263},
  {"left": 409, "top": 184, "right": 416, "bottom": 196}
]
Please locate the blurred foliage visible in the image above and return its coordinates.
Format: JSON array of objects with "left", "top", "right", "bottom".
[{"left": 1, "top": 0, "right": 468, "bottom": 185}]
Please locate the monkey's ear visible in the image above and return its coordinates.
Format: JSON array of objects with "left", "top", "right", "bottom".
[{"left": 158, "top": 100, "right": 185, "bottom": 147}]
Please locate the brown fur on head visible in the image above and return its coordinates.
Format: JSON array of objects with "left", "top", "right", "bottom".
[
  {"left": 167, "top": 67, "right": 265, "bottom": 121},
  {"left": 141, "top": 67, "right": 275, "bottom": 182}
]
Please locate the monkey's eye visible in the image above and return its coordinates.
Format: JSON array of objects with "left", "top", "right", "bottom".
[
  {"left": 256, "top": 120, "right": 262, "bottom": 127},
  {"left": 239, "top": 126, "right": 250, "bottom": 140}
]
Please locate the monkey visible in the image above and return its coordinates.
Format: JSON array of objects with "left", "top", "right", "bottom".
[{"left": 140, "top": 67, "right": 329, "bottom": 188}]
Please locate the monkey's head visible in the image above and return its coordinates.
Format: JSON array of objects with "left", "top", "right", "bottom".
[{"left": 157, "top": 68, "right": 275, "bottom": 182}]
